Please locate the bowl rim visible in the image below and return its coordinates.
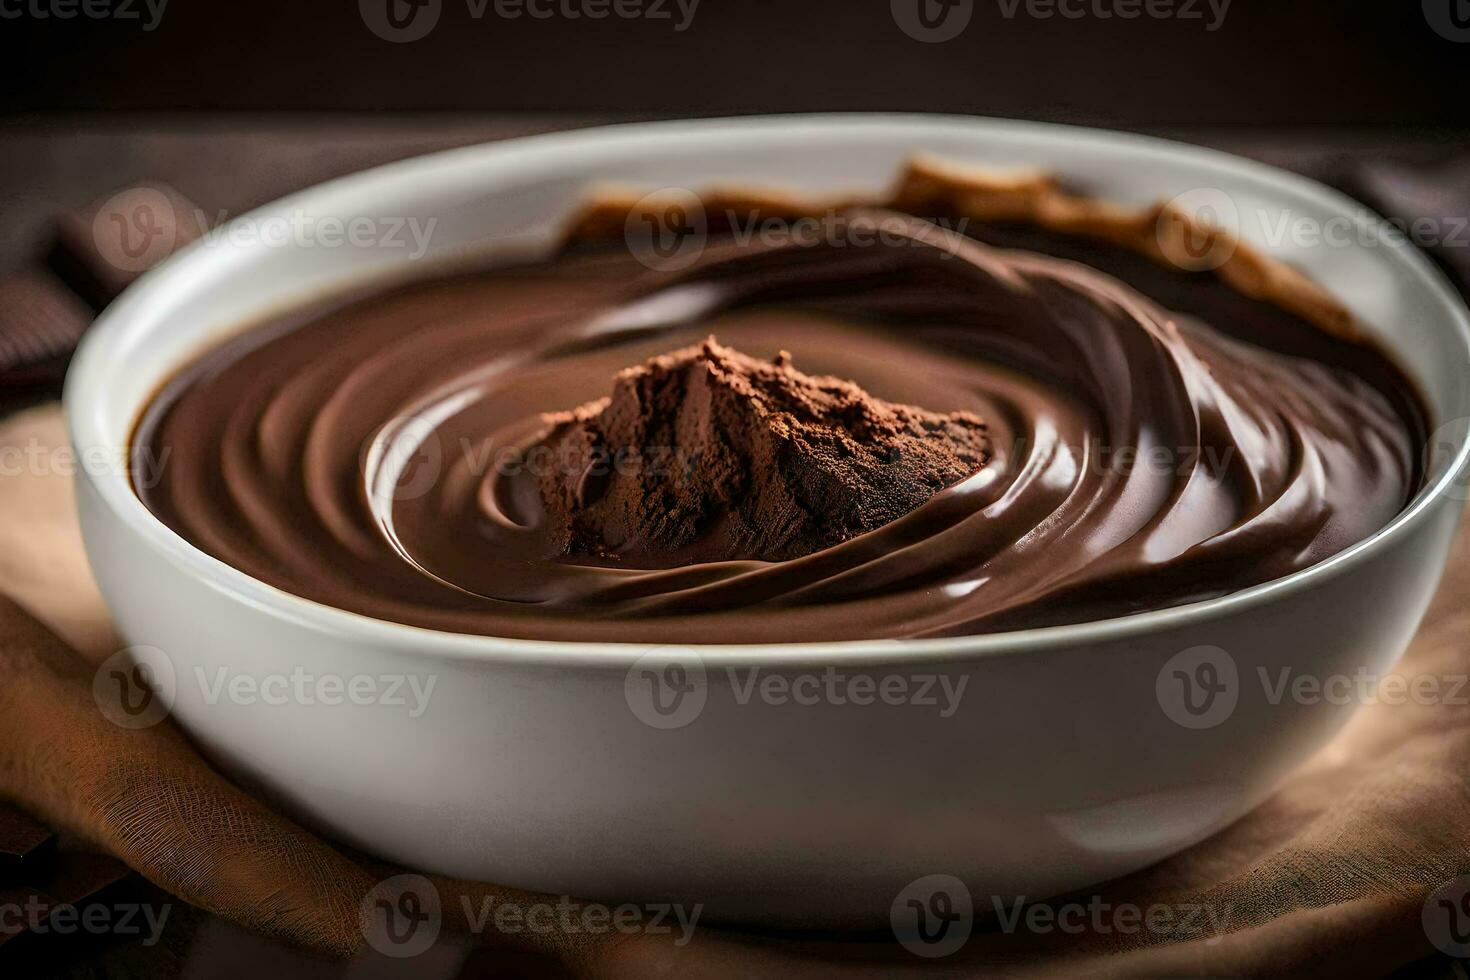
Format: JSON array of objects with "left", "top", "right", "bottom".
[{"left": 64, "top": 112, "right": 1470, "bottom": 669}]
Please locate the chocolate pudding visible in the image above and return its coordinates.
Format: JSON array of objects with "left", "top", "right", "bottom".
[{"left": 132, "top": 161, "right": 1426, "bottom": 643}]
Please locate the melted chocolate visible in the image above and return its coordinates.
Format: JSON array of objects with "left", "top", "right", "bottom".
[{"left": 133, "top": 212, "right": 1425, "bottom": 642}]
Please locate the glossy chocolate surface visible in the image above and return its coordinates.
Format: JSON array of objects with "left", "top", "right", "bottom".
[{"left": 134, "top": 212, "right": 1424, "bottom": 642}]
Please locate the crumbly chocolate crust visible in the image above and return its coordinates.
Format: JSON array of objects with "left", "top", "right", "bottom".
[{"left": 562, "top": 154, "right": 1360, "bottom": 342}]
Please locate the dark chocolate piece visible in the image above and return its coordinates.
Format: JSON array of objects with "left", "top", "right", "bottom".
[
  {"left": 0, "top": 269, "right": 93, "bottom": 387},
  {"left": 48, "top": 183, "right": 209, "bottom": 309},
  {"left": 0, "top": 851, "right": 132, "bottom": 948},
  {"left": 0, "top": 804, "right": 53, "bottom": 872}
]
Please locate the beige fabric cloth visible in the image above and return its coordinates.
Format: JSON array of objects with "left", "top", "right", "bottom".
[
  {"left": 2, "top": 401, "right": 1469, "bottom": 976},
  {"left": 0, "top": 405, "right": 114, "bottom": 660}
]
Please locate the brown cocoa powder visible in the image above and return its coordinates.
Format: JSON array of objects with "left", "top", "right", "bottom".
[{"left": 535, "top": 337, "right": 991, "bottom": 564}]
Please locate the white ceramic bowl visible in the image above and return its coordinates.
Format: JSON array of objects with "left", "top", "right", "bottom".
[{"left": 65, "top": 116, "right": 1470, "bottom": 929}]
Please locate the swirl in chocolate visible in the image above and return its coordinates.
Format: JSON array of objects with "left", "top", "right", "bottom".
[{"left": 134, "top": 210, "right": 1423, "bottom": 642}]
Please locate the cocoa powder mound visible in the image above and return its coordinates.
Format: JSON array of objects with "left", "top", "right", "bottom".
[{"left": 535, "top": 338, "right": 990, "bottom": 564}]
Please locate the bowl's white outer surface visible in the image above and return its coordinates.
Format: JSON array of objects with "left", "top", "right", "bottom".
[{"left": 66, "top": 116, "right": 1470, "bottom": 927}]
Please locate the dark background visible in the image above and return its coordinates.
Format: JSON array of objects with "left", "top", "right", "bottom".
[{"left": 2, "top": 0, "right": 1468, "bottom": 125}]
